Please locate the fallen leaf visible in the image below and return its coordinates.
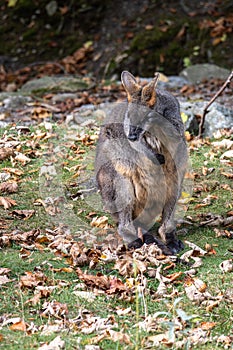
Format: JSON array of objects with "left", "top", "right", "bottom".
[
  {"left": 0, "top": 275, "right": 12, "bottom": 285},
  {"left": 19, "top": 271, "right": 47, "bottom": 289},
  {"left": 90, "top": 216, "right": 109, "bottom": 228},
  {"left": 41, "top": 301, "right": 68, "bottom": 318},
  {"left": 73, "top": 290, "right": 96, "bottom": 302},
  {"left": 221, "top": 171, "right": 233, "bottom": 179},
  {"left": 201, "top": 322, "right": 217, "bottom": 330},
  {"left": 0, "top": 267, "right": 11, "bottom": 275},
  {"left": 2, "top": 167, "right": 24, "bottom": 176},
  {"left": 0, "top": 147, "right": 14, "bottom": 160},
  {"left": 220, "top": 150, "right": 233, "bottom": 159},
  {"left": 0, "top": 181, "right": 18, "bottom": 193},
  {"left": 219, "top": 259, "right": 233, "bottom": 273},
  {"left": 14, "top": 152, "right": 31, "bottom": 165},
  {"left": 9, "top": 320, "right": 27, "bottom": 332},
  {"left": 11, "top": 209, "right": 35, "bottom": 220},
  {"left": 0, "top": 196, "right": 17, "bottom": 209},
  {"left": 212, "top": 139, "right": 233, "bottom": 149},
  {"left": 114, "top": 258, "right": 147, "bottom": 276},
  {"left": 38, "top": 335, "right": 65, "bottom": 350}
]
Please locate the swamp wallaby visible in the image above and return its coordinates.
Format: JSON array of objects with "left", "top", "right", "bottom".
[{"left": 95, "top": 71, "right": 188, "bottom": 254}]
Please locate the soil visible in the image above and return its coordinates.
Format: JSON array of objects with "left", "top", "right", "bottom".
[{"left": 0, "top": 0, "right": 232, "bottom": 79}]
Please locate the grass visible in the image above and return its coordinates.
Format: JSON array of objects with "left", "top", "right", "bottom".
[{"left": 0, "top": 122, "right": 232, "bottom": 349}]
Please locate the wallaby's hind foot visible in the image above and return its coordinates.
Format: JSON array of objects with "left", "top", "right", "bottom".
[
  {"left": 166, "top": 230, "right": 184, "bottom": 254},
  {"left": 128, "top": 238, "right": 143, "bottom": 249},
  {"left": 128, "top": 232, "right": 173, "bottom": 255}
]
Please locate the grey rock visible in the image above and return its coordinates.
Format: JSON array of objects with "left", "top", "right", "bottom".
[
  {"left": 180, "top": 64, "right": 231, "bottom": 84},
  {"left": 158, "top": 76, "right": 190, "bottom": 89},
  {"left": 180, "top": 100, "right": 233, "bottom": 137},
  {"left": 51, "top": 93, "right": 78, "bottom": 102},
  {"left": 20, "top": 76, "right": 94, "bottom": 94},
  {"left": 1, "top": 94, "right": 32, "bottom": 109}
]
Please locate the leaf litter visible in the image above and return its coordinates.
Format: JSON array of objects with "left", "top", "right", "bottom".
[{"left": 0, "top": 99, "right": 233, "bottom": 348}]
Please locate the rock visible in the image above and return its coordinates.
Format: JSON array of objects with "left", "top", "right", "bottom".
[
  {"left": 180, "top": 101, "right": 233, "bottom": 137},
  {"left": 0, "top": 93, "right": 32, "bottom": 109},
  {"left": 66, "top": 102, "right": 112, "bottom": 125},
  {"left": 51, "top": 93, "right": 78, "bottom": 102},
  {"left": 158, "top": 76, "right": 190, "bottom": 89},
  {"left": 20, "top": 76, "right": 95, "bottom": 94},
  {"left": 179, "top": 64, "right": 231, "bottom": 84}
]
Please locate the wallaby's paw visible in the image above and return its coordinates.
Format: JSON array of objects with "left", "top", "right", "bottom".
[
  {"left": 128, "top": 238, "right": 143, "bottom": 250},
  {"left": 143, "top": 233, "right": 156, "bottom": 245},
  {"left": 143, "top": 233, "right": 172, "bottom": 255},
  {"left": 167, "top": 239, "right": 184, "bottom": 254}
]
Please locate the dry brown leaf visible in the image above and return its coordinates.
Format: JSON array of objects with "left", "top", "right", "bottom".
[
  {"left": 14, "top": 152, "right": 31, "bottom": 165},
  {"left": 0, "top": 267, "right": 11, "bottom": 275},
  {"left": 221, "top": 171, "right": 233, "bottom": 179},
  {"left": 38, "top": 335, "right": 65, "bottom": 350},
  {"left": 0, "top": 181, "right": 18, "bottom": 193},
  {"left": 76, "top": 268, "right": 110, "bottom": 290},
  {"left": 90, "top": 216, "right": 109, "bottom": 228},
  {"left": 201, "top": 321, "right": 217, "bottom": 330},
  {"left": 41, "top": 301, "right": 68, "bottom": 318},
  {"left": 19, "top": 248, "right": 31, "bottom": 259},
  {"left": 25, "top": 292, "right": 44, "bottom": 306},
  {"left": 31, "top": 107, "right": 52, "bottom": 120},
  {"left": 2, "top": 167, "right": 24, "bottom": 176},
  {"left": 9, "top": 320, "right": 27, "bottom": 332},
  {"left": 212, "top": 139, "right": 233, "bottom": 149},
  {"left": 19, "top": 271, "right": 47, "bottom": 289},
  {"left": 11, "top": 209, "right": 35, "bottom": 220},
  {"left": 9, "top": 228, "right": 40, "bottom": 244},
  {"left": 114, "top": 258, "right": 147, "bottom": 276},
  {"left": 0, "top": 147, "right": 14, "bottom": 160},
  {"left": 0, "top": 196, "right": 17, "bottom": 209},
  {"left": 205, "top": 300, "right": 220, "bottom": 312},
  {"left": 184, "top": 241, "right": 207, "bottom": 256},
  {"left": 90, "top": 329, "right": 131, "bottom": 345},
  {"left": 0, "top": 275, "right": 12, "bottom": 285},
  {"left": 214, "top": 228, "right": 233, "bottom": 239},
  {"left": 165, "top": 271, "right": 183, "bottom": 282},
  {"left": 184, "top": 276, "right": 211, "bottom": 302},
  {"left": 220, "top": 150, "right": 233, "bottom": 159},
  {"left": 219, "top": 259, "right": 233, "bottom": 273},
  {"left": 108, "top": 277, "right": 129, "bottom": 294},
  {"left": 147, "top": 332, "right": 170, "bottom": 346}
]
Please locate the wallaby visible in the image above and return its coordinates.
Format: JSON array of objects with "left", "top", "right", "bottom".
[{"left": 95, "top": 71, "right": 188, "bottom": 254}]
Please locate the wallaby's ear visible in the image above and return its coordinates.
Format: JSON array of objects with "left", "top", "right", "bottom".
[
  {"left": 142, "top": 73, "right": 160, "bottom": 108},
  {"left": 121, "top": 71, "right": 141, "bottom": 102}
]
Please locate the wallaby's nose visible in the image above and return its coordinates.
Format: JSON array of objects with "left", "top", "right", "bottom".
[
  {"left": 128, "top": 133, "right": 138, "bottom": 141},
  {"left": 128, "top": 125, "right": 140, "bottom": 141}
]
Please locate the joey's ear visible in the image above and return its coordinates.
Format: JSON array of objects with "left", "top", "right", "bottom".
[
  {"left": 141, "top": 73, "right": 160, "bottom": 108},
  {"left": 121, "top": 71, "right": 141, "bottom": 102}
]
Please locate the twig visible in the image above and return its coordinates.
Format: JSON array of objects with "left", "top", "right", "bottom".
[{"left": 198, "top": 70, "right": 233, "bottom": 138}]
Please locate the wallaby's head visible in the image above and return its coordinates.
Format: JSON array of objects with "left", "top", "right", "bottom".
[{"left": 121, "top": 71, "right": 159, "bottom": 142}]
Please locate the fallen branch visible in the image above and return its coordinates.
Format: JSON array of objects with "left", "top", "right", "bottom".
[{"left": 198, "top": 70, "right": 233, "bottom": 138}]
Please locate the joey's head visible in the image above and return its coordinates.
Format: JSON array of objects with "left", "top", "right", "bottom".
[{"left": 121, "top": 71, "right": 159, "bottom": 142}]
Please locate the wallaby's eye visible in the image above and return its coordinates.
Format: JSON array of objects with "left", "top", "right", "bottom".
[{"left": 106, "top": 128, "right": 112, "bottom": 138}]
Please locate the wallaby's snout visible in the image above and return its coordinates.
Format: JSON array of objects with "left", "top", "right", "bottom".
[{"left": 127, "top": 125, "right": 143, "bottom": 141}]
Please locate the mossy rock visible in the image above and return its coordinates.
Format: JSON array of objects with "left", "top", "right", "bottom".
[{"left": 20, "top": 76, "right": 94, "bottom": 94}]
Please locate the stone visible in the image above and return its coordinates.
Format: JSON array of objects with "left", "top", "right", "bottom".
[
  {"left": 180, "top": 100, "right": 233, "bottom": 137},
  {"left": 20, "top": 76, "right": 94, "bottom": 94},
  {"left": 179, "top": 64, "right": 231, "bottom": 84},
  {"left": 0, "top": 93, "right": 32, "bottom": 109}
]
